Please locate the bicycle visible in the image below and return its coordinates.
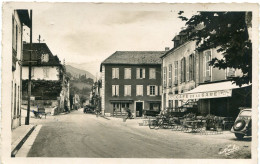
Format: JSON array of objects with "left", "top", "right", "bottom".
[{"left": 149, "top": 116, "right": 169, "bottom": 130}]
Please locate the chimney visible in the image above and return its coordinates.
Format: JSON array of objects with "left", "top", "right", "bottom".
[{"left": 165, "top": 47, "right": 170, "bottom": 51}]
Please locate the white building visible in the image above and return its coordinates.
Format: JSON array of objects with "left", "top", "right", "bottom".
[{"left": 11, "top": 10, "right": 31, "bottom": 129}]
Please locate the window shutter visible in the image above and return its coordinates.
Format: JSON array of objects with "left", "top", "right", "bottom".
[
  {"left": 116, "top": 85, "right": 119, "bottom": 96},
  {"left": 155, "top": 86, "right": 158, "bottom": 95},
  {"left": 124, "top": 85, "right": 127, "bottom": 96},
  {"left": 169, "top": 65, "right": 172, "bottom": 87},
  {"left": 186, "top": 56, "right": 189, "bottom": 82},
  {"left": 174, "top": 61, "right": 178, "bottom": 85},
  {"left": 147, "top": 85, "right": 150, "bottom": 96},
  {"left": 159, "top": 86, "right": 162, "bottom": 95},
  {"left": 129, "top": 85, "right": 131, "bottom": 96},
  {"left": 112, "top": 85, "right": 115, "bottom": 96},
  {"left": 116, "top": 68, "right": 119, "bottom": 79},
  {"left": 140, "top": 85, "right": 143, "bottom": 96},
  {"left": 129, "top": 68, "right": 131, "bottom": 79},
  {"left": 112, "top": 68, "right": 115, "bottom": 79},
  {"left": 136, "top": 68, "right": 140, "bottom": 79},
  {"left": 142, "top": 68, "right": 145, "bottom": 79}
]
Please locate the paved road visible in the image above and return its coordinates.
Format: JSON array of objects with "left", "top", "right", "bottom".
[{"left": 26, "top": 110, "right": 251, "bottom": 158}]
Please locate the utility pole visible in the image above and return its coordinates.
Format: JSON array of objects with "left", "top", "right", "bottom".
[{"left": 25, "top": 10, "right": 32, "bottom": 125}]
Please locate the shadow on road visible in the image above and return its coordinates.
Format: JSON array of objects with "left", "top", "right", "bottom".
[{"left": 229, "top": 137, "right": 252, "bottom": 142}]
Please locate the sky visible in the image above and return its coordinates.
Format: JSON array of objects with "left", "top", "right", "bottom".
[{"left": 18, "top": 3, "right": 195, "bottom": 76}]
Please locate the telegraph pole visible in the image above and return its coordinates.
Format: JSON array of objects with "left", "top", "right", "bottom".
[{"left": 25, "top": 10, "right": 32, "bottom": 125}]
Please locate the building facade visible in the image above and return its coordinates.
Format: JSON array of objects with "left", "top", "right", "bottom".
[
  {"left": 22, "top": 43, "right": 69, "bottom": 113},
  {"left": 161, "top": 31, "right": 251, "bottom": 118},
  {"left": 100, "top": 51, "right": 164, "bottom": 117},
  {"left": 11, "top": 10, "right": 31, "bottom": 129}
]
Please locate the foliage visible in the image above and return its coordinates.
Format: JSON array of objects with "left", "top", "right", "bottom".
[{"left": 178, "top": 12, "right": 252, "bottom": 86}]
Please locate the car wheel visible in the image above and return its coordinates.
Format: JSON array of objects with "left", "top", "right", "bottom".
[
  {"left": 233, "top": 120, "right": 246, "bottom": 131},
  {"left": 235, "top": 133, "right": 245, "bottom": 139}
]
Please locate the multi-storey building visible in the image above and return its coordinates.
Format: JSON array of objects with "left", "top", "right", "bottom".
[
  {"left": 22, "top": 43, "right": 69, "bottom": 113},
  {"left": 161, "top": 31, "right": 251, "bottom": 118},
  {"left": 100, "top": 51, "right": 165, "bottom": 117},
  {"left": 11, "top": 10, "right": 31, "bottom": 129}
]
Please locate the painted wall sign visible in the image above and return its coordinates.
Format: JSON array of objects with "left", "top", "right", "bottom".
[{"left": 168, "top": 89, "right": 232, "bottom": 100}]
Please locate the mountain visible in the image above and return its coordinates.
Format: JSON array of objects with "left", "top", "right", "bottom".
[
  {"left": 66, "top": 65, "right": 95, "bottom": 80},
  {"left": 67, "top": 61, "right": 101, "bottom": 78}
]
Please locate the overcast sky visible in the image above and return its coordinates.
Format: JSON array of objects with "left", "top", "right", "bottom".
[{"left": 19, "top": 3, "right": 194, "bottom": 75}]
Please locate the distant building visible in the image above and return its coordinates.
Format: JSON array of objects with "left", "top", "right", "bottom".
[
  {"left": 22, "top": 43, "right": 69, "bottom": 113},
  {"left": 161, "top": 29, "right": 251, "bottom": 118},
  {"left": 100, "top": 51, "right": 165, "bottom": 117},
  {"left": 11, "top": 10, "right": 31, "bottom": 129}
]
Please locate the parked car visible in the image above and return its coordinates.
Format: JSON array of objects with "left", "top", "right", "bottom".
[
  {"left": 83, "top": 105, "right": 95, "bottom": 113},
  {"left": 231, "top": 108, "right": 252, "bottom": 139}
]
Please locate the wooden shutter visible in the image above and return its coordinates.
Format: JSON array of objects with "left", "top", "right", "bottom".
[
  {"left": 112, "top": 85, "right": 115, "bottom": 96},
  {"left": 136, "top": 68, "right": 140, "bottom": 79},
  {"left": 174, "top": 61, "right": 178, "bottom": 85},
  {"left": 169, "top": 64, "right": 172, "bottom": 87},
  {"left": 124, "top": 85, "right": 127, "bottom": 96},
  {"left": 227, "top": 68, "right": 235, "bottom": 77},
  {"left": 140, "top": 85, "right": 143, "bottom": 96},
  {"left": 116, "top": 85, "right": 119, "bottom": 96},
  {"left": 159, "top": 86, "right": 162, "bottom": 95},
  {"left": 205, "top": 51, "right": 211, "bottom": 81},
  {"left": 142, "top": 68, "right": 145, "bottom": 79},
  {"left": 186, "top": 56, "right": 189, "bottom": 82},
  {"left": 155, "top": 86, "right": 158, "bottom": 95},
  {"left": 147, "top": 85, "right": 150, "bottom": 96},
  {"left": 116, "top": 68, "right": 119, "bottom": 79},
  {"left": 112, "top": 68, "right": 115, "bottom": 79},
  {"left": 129, "top": 85, "right": 131, "bottom": 96}
]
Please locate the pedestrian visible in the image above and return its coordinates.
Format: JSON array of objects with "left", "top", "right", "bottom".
[{"left": 126, "top": 107, "right": 132, "bottom": 119}]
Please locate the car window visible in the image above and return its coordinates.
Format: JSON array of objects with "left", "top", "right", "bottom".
[{"left": 239, "top": 110, "right": 251, "bottom": 116}]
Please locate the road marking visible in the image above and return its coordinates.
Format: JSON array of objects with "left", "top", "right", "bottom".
[{"left": 15, "top": 125, "right": 42, "bottom": 157}]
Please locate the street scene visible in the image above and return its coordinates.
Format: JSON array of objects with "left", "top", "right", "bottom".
[{"left": 2, "top": 2, "right": 258, "bottom": 163}]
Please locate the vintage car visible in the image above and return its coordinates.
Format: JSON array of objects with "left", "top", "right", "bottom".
[
  {"left": 83, "top": 105, "right": 96, "bottom": 113},
  {"left": 231, "top": 108, "right": 252, "bottom": 139}
]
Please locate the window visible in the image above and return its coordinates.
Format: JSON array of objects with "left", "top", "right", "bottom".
[
  {"left": 204, "top": 50, "right": 211, "bottom": 81},
  {"left": 189, "top": 54, "right": 195, "bottom": 81},
  {"left": 163, "top": 67, "right": 167, "bottom": 88},
  {"left": 14, "top": 83, "right": 17, "bottom": 118},
  {"left": 112, "top": 85, "right": 119, "bottom": 96},
  {"left": 43, "top": 67, "right": 49, "bottom": 78},
  {"left": 12, "top": 16, "right": 18, "bottom": 52},
  {"left": 112, "top": 68, "right": 119, "bottom": 79},
  {"left": 159, "top": 86, "right": 162, "bottom": 95},
  {"left": 136, "top": 68, "right": 145, "bottom": 79},
  {"left": 124, "top": 68, "right": 131, "bottom": 79},
  {"left": 226, "top": 67, "right": 235, "bottom": 78},
  {"left": 181, "top": 57, "right": 186, "bottom": 83},
  {"left": 174, "top": 61, "right": 178, "bottom": 85},
  {"left": 175, "top": 100, "right": 178, "bottom": 108},
  {"left": 149, "top": 68, "right": 156, "bottom": 79},
  {"left": 168, "top": 100, "right": 173, "bottom": 108},
  {"left": 124, "top": 85, "right": 131, "bottom": 96},
  {"left": 136, "top": 85, "right": 143, "bottom": 96},
  {"left": 168, "top": 64, "right": 172, "bottom": 87},
  {"left": 41, "top": 54, "right": 49, "bottom": 62},
  {"left": 150, "top": 103, "right": 160, "bottom": 111},
  {"left": 147, "top": 85, "right": 158, "bottom": 96}
]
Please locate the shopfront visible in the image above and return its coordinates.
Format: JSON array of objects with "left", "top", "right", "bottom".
[{"left": 168, "top": 81, "right": 251, "bottom": 118}]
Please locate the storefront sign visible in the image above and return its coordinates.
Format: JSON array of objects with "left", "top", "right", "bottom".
[
  {"left": 30, "top": 96, "right": 35, "bottom": 100},
  {"left": 169, "top": 89, "right": 232, "bottom": 100}
]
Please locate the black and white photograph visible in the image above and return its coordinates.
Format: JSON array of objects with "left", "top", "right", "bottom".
[{"left": 1, "top": 2, "right": 259, "bottom": 164}]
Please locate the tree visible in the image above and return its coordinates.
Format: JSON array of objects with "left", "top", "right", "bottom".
[{"left": 178, "top": 12, "right": 252, "bottom": 86}]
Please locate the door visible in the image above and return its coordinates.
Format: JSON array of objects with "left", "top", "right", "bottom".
[{"left": 136, "top": 102, "right": 143, "bottom": 117}]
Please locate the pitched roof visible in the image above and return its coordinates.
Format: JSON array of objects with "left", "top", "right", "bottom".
[
  {"left": 23, "top": 43, "right": 61, "bottom": 66},
  {"left": 101, "top": 51, "right": 165, "bottom": 65}
]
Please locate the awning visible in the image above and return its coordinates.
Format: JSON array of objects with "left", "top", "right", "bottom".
[
  {"left": 147, "top": 100, "right": 161, "bottom": 103},
  {"left": 109, "top": 100, "right": 133, "bottom": 103},
  {"left": 169, "top": 81, "right": 251, "bottom": 100}
]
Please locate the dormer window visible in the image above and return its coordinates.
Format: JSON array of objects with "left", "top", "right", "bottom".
[{"left": 41, "top": 53, "right": 49, "bottom": 62}]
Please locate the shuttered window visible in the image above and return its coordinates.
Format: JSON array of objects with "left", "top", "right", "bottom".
[
  {"left": 181, "top": 58, "right": 186, "bottom": 83},
  {"left": 124, "top": 68, "right": 131, "bottom": 79},
  {"left": 168, "top": 64, "right": 172, "bottom": 87},
  {"left": 112, "top": 68, "right": 119, "bottom": 79},
  {"left": 174, "top": 61, "right": 178, "bottom": 85},
  {"left": 136, "top": 68, "right": 145, "bottom": 79},
  {"left": 147, "top": 85, "right": 158, "bottom": 96},
  {"left": 136, "top": 85, "right": 143, "bottom": 96},
  {"left": 189, "top": 54, "right": 195, "bottom": 81},
  {"left": 112, "top": 85, "right": 119, "bottom": 96},
  {"left": 204, "top": 51, "right": 211, "bottom": 82},
  {"left": 149, "top": 68, "right": 156, "bottom": 79},
  {"left": 163, "top": 67, "right": 167, "bottom": 88},
  {"left": 124, "top": 85, "right": 131, "bottom": 96}
]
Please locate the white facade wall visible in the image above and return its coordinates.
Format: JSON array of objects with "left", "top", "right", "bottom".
[
  {"left": 101, "top": 65, "right": 105, "bottom": 115},
  {"left": 22, "top": 66, "right": 60, "bottom": 81},
  {"left": 11, "top": 11, "right": 23, "bottom": 129}
]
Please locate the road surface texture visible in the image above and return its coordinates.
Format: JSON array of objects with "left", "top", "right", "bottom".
[{"left": 26, "top": 109, "right": 251, "bottom": 158}]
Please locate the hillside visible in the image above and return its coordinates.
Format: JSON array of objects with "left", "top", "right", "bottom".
[{"left": 66, "top": 65, "right": 95, "bottom": 80}]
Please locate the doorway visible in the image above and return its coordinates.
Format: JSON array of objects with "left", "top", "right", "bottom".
[{"left": 136, "top": 102, "right": 143, "bottom": 117}]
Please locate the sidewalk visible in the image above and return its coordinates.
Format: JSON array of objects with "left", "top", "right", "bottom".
[{"left": 11, "top": 124, "right": 36, "bottom": 157}]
